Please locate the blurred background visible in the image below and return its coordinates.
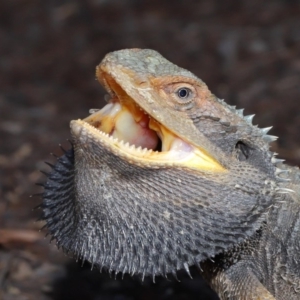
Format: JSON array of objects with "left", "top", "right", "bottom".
[{"left": 0, "top": 0, "right": 300, "bottom": 299}]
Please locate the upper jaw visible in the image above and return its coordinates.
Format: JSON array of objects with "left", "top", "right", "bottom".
[{"left": 71, "top": 60, "right": 225, "bottom": 172}]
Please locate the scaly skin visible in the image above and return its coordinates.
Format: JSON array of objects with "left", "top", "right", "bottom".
[{"left": 42, "top": 49, "right": 300, "bottom": 300}]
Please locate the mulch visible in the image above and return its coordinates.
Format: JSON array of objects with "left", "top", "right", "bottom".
[{"left": 1, "top": 0, "right": 299, "bottom": 299}]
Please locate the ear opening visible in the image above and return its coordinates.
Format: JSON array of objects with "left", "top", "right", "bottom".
[{"left": 235, "top": 141, "right": 252, "bottom": 161}]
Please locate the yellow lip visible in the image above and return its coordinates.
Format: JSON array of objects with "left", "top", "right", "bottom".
[{"left": 72, "top": 118, "right": 226, "bottom": 172}]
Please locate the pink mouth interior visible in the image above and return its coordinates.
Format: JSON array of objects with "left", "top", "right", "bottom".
[{"left": 84, "top": 98, "right": 194, "bottom": 159}]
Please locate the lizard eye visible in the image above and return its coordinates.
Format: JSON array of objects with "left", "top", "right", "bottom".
[
  {"left": 165, "top": 83, "right": 196, "bottom": 109},
  {"left": 176, "top": 87, "right": 192, "bottom": 100}
]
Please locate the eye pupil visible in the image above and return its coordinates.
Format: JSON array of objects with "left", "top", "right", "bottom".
[{"left": 177, "top": 88, "right": 189, "bottom": 98}]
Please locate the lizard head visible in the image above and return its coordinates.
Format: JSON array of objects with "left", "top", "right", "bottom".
[
  {"left": 76, "top": 49, "right": 226, "bottom": 172},
  {"left": 43, "top": 49, "right": 281, "bottom": 279}
]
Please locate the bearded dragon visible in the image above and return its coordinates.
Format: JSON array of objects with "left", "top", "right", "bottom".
[{"left": 42, "top": 49, "right": 300, "bottom": 300}]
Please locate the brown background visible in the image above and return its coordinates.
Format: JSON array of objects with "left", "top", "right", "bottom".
[{"left": 0, "top": 0, "right": 299, "bottom": 299}]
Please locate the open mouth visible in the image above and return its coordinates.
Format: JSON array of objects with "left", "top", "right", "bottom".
[{"left": 80, "top": 77, "right": 225, "bottom": 172}]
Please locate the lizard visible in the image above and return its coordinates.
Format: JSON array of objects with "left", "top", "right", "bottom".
[{"left": 42, "top": 48, "right": 300, "bottom": 300}]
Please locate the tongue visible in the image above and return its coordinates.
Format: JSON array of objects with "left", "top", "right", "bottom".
[{"left": 84, "top": 102, "right": 159, "bottom": 150}]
